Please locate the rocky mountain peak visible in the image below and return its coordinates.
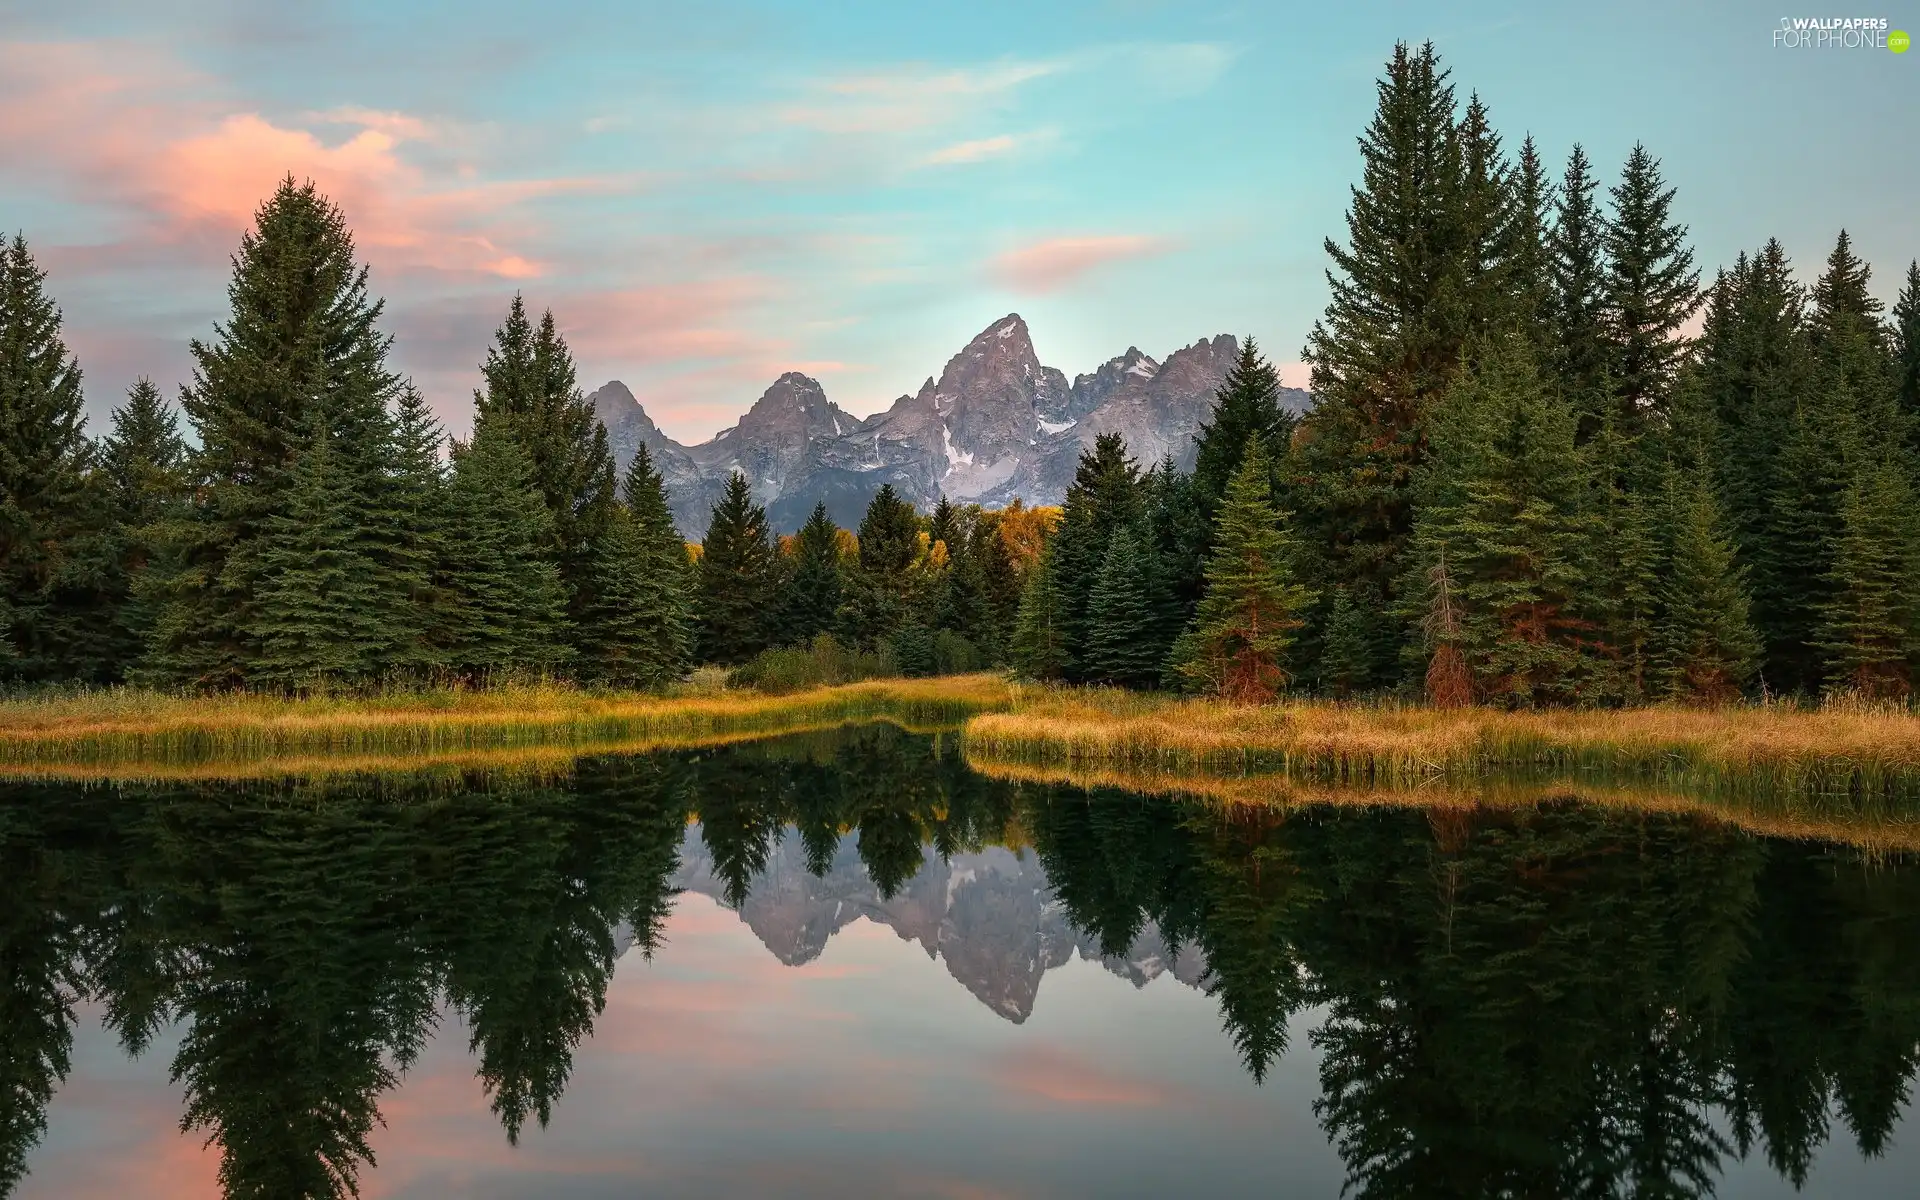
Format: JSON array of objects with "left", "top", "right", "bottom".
[{"left": 588, "top": 317, "right": 1299, "bottom": 537}]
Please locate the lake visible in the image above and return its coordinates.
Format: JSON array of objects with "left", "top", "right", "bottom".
[{"left": 6, "top": 722, "right": 1920, "bottom": 1198}]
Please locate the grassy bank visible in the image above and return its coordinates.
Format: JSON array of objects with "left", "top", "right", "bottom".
[
  {"left": 964, "top": 687, "right": 1920, "bottom": 800},
  {"left": 0, "top": 674, "right": 1013, "bottom": 781}
]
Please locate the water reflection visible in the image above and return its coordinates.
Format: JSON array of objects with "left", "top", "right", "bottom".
[{"left": 4, "top": 725, "right": 1919, "bottom": 1197}]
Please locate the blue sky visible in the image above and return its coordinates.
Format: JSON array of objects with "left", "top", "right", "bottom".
[{"left": 1, "top": 0, "right": 1915, "bottom": 440}]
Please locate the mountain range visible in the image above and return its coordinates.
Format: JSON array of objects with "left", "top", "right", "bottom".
[{"left": 589, "top": 314, "right": 1312, "bottom": 536}]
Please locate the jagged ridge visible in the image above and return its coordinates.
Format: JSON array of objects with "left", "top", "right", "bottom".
[{"left": 590, "top": 314, "right": 1311, "bottom": 536}]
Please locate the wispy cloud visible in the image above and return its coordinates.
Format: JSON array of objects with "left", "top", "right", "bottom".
[
  {"left": 779, "top": 60, "right": 1061, "bottom": 135},
  {"left": 990, "top": 234, "right": 1174, "bottom": 294}
]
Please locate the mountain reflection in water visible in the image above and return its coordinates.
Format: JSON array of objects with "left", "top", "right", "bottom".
[{"left": 5, "top": 723, "right": 1920, "bottom": 1198}]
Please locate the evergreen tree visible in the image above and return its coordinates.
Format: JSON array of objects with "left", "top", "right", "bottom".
[
  {"left": 98, "top": 378, "right": 187, "bottom": 678},
  {"left": 1603, "top": 144, "right": 1700, "bottom": 424},
  {"left": 154, "top": 178, "right": 413, "bottom": 689},
  {"left": 1815, "top": 457, "right": 1919, "bottom": 698},
  {"left": 1656, "top": 462, "right": 1760, "bottom": 703},
  {"left": 1502, "top": 135, "right": 1555, "bottom": 350},
  {"left": 1894, "top": 261, "right": 1920, "bottom": 453},
  {"left": 928, "top": 495, "right": 961, "bottom": 557},
  {"left": 1547, "top": 145, "right": 1615, "bottom": 438},
  {"left": 1049, "top": 433, "right": 1142, "bottom": 680},
  {"left": 696, "top": 473, "right": 776, "bottom": 664},
  {"left": 1402, "top": 335, "right": 1594, "bottom": 707},
  {"left": 1009, "top": 546, "right": 1069, "bottom": 680},
  {"left": 1316, "top": 588, "right": 1373, "bottom": 699},
  {"left": 1582, "top": 415, "right": 1663, "bottom": 701},
  {"left": 1171, "top": 441, "right": 1314, "bottom": 701},
  {"left": 1191, "top": 339, "right": 1295, "bottom": 515},
  {"left": 441, "top": 419, "right": 572, "bottom": 678},
  {"left": 1083, "top": 525, "right": 1167, "bottom": 689},
  {"left": 575, "top": 446, "right": 693, "bottom": 689},
  {"left": 251, "top": 406, "right": 388, "bottom": 690},
  {"left": 0, "top": 234, "right": 104, "bottom": 681},
  {"left": 371, "top": 382, "right": 448, "bottom": 676},
  {"left": 1294, "top": 42, "right": 1485, "bottom": 666},
  {"left": 839, "top": 484, "right": 922, "bottom": 650},
  {"left": 1143, "top": 460, "right": 1213, "bottom": 642},
  {"left": 1808, "top": 230, "right": 1902, "bottom": 442},
  {"left": 1452, "top": 92, "right": 1518, "bottom": 339},
  {"left": 621, "top": 443, "right": 694, "bottom": 682},
  {"left": 473, "top": 297, "right": 618, "bottom": 660},
  {"left": 784, "top": 501, "right": 842, "bottom": 645}
]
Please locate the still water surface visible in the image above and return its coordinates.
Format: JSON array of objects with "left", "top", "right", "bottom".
[{"left": 7, "top": 724, "right": 1920, "bottom": 1197}]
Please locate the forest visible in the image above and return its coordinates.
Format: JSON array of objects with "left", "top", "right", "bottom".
[{"left": 4, "top": 40, "right": 1919, "bottom": 709}]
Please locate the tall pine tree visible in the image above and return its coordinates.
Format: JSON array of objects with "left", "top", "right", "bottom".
[
  {"left": 1402, "top": 335, "right": 1596, "bottom": 707},
  {"left": 1815, "top": 456, "right": 1919, "bottom": 698},
  {"left": 579, "top": 443, "right": 692, "bottom": 688},
  {"left": 1171, "top": 441, "right": 1314, "bottom": 702},
  {"left": 0, "top": 234, "right": 104, "bottom": 681},
  {"left": 696, "top": 472, "right": 777, "bottom": 664},
  {"left": 154, "top": 178, "right": 417, "bottom": 689},
  {"left": 1049, "top": 433, "right": 1142, "bottom": 681},
  {"left": 1603, "top": 144, "right": 1700, "bottom": 425},
  {"left": 1547, "top": 145, "right": 1615, "bottom": 439},
  {"left": 1656, "top": 461, "right": 1760, "bottom": 703},
  {"left": 1083, "top": 524, "right": 1168, "bottom": 689},
  {"left": 99, "top": 378, "right": 187, "bottom": 679},
  {"left": 473, "top": 297, "right": 618, "bottom": 664},
  {"left": 1191, "top": 338, "right": 1294, "bottom": 516},
  {"left": 784, "top": 501, "right": 843, "bottom": 646},
  {"left": 441, "top": 416, "right": 572, "bottom": 678}
]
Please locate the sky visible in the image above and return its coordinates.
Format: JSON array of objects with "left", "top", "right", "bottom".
[{"left": 1, "top": 0, "right": 1916, "bottom": 442}]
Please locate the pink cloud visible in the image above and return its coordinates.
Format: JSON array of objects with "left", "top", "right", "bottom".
[
  {"left": 990, "top": 234, "right": 1173, "bottom": 294},
  {"left": 923, "top": 134, "right": 1019, "bottom": 166},
  {"left": 0, "top": 40, "right": 630, "bottom": 282}
]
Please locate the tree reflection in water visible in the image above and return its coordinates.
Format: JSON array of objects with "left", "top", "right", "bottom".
[{"left": 3, "top": 725, "right": 1919, "bottom": 1198}]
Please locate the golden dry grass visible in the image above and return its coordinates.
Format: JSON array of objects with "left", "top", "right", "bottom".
[
  {"left": 965, "top": 686, "right": 1920, "bottom": 798},
  {"left": 0, "top": 674, "right": 1013, "bottom": 780}
]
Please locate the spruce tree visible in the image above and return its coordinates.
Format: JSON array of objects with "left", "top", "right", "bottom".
[
  {"left": 1815, "top": 457, "right": 1919, "bottom": 698},
  {"left": 1501, "top": 135, "right": 1555, "bottom": 351},
  {"left": 1191, "top": 339, "right": 1294, "bottom": 515},
  {"left": 1656, "top": 462, "right": 1760, "bottom": 703},
  {"left": 0, "top": 234, "right": 104, "bottom": 681},
  {"left": 696, "top": 472, "right": 776, "bottom": 664},
  {"left": 1009, "top": 546, "right": 1069, "bottom": 681},
  {"left": 1894, "top": 261, "right": 1920, "bottom": 453},
  {"left": 155, "top": 178, "right": 413, "bottom": 689},
  {"left": 1316, "top": 588, "right": 1373, "bottom": 699},
  {"left": 99, "top": 378, "right": 187, "bottom": 679},
  {"left": 473, "top": 297, "right": 618, "bottom": 661},
  {"left": 784, "top": 501, "right": 842, "bottom": 646},
  {"left": 1603, "top": 144, "right": 1700, "bottom": 425},
  {"left": 928, "top": 496, "right": 961, "bottom": 557},
  {"left": 1170, "top": 441, "right": 1314, "bottom": 701},
  {"left": 1143, "top": 459, "right": 1212, "bottom": 643},
  {"left": 1402, "top": 335, "right": 1594, "bottom": 707},
  {"left": 372, "top": 382, "right": 448, "bottom": 676},
  {"left": 1294, "top": 42, "right": 1487, "bottom": 666},
  {"left": 1083, "top": 525, "right": 1166, "bottom": 689},
  {"left": 251, "top": 407, "right": 388, "bottom": 690},
  {"left": 1049, "top": 433, "right": 1142, "bottom": 680},
  {"left": 839, "top": 484, "right": 922, "bottom": 650},
  {"left": 441, "top": 419, "right": 572, "bottom": 678},
  {"left": 1547, "top": 145, "right": 1615, "bottom": 439},
  {"left": 619, "top": 442, "right": 694, "bottom": 683},
  {"left": 1581, "top": 415, "right": 1663, "bottom": 701}
]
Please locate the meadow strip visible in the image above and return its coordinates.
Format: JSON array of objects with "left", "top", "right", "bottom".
[
  {"left": 0, "top": 675, "right": 1013, "bottom": 778},
  {"left": 964, "top": 687, "right": 1920, "bottom": 799}
]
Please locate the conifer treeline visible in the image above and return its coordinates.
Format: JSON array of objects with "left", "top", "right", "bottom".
[
  {"left": 5, "top": 41, "right": 1919, "bottom": 704},
  {"left": 1005, "top": 41, "right": 1920, "bottom": 705}
]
